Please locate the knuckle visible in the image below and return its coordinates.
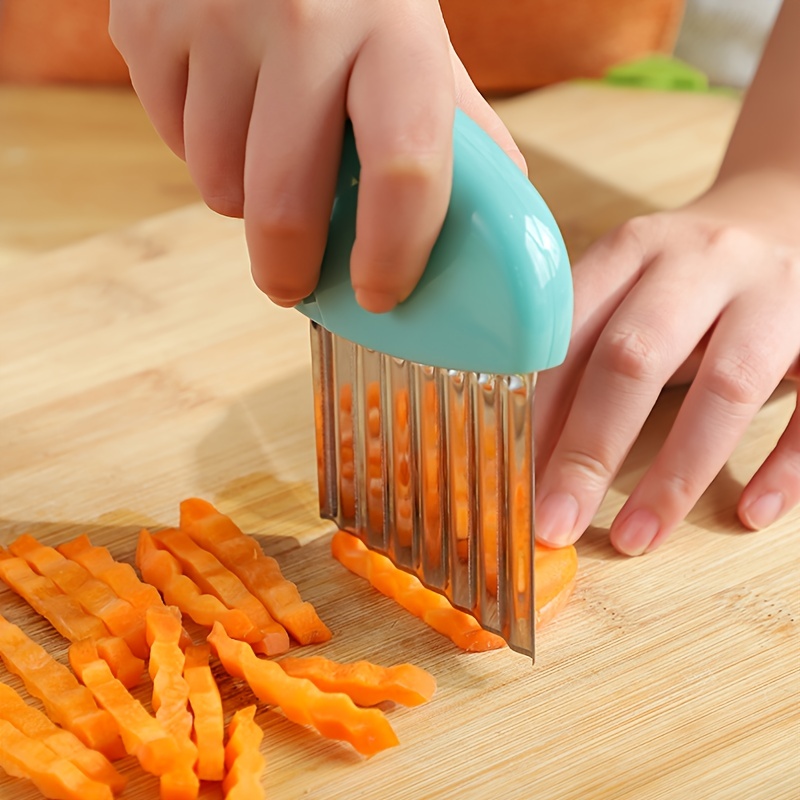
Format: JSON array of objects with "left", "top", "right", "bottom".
[
  {"left": 599, "top": 325, "right": 664, "bottom": 383},
  {"left": 703, "top": 224, "right": 756, "bottom": 256},
  {"left": 704, "top": 348, "right": 766, "bottom": 407},
  {"left": 559, "top": 448, "right": 615, "bottom": 491}
]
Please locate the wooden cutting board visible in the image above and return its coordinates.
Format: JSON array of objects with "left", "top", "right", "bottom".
[{"left": 1, "top": 83, "right": 797, "bottom": 800}]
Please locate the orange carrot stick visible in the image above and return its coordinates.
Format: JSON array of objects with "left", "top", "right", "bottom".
[
  {"left": 152, "top": 528, "right": 289, "bottom": 656},
  {"left": 0, "top": 552, "right": 143, "bottom": 689},
  {"left": 184, "top": 644, "right": 224, "bottom": 782},
  {"left": 222, "top": 705, "right": 265, "bottom": 800},
  {"left": 0, "top": 614, "right": 124, "bottom": 760},
  {"left": 208, "top": 623, "right": 398, "bottom": 757},
  {"left": 278, "top": 656, "right": 436, "bottom": 707},
  {"left": 0, "top": 719, "right": 114, "bottom": 800},
  {"left": 331, "top": 531, "right": 507, "bottom": 651},
  {"left": 69, "top": 639, "right": 179, "bottom": 777},
  {"left": 146, "top": 606, "right": 199, "bottom": 800},
  {"left": 136, "top": 529, "right": 261, "bottom": 644},
  {"left": 179, "top": 498, "right": 331, "bottom": 646},
  {"left": 0, "top": 681, "right": 126, "bottom": 794},
  {"left": 10, "top": 534, "right": 149, "bottom": 660}
]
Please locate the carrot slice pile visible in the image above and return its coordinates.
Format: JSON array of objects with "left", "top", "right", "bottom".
[
  {"left": 278, "top": 656, "right": 436, "bottom": 707},
  {"left": 0, "top": 551, "right": 143, "bottom": 689},
  {"left": 57, "top": 535, "right": 193, "bottom": 649},
  {"left": 0, "top": 614, "right": 124, "bottom": 760},
  {"left": 184, "top": 644, "right": 225, "bottom": 782},
  {"left": 330, "top": 531, "right": 507, "bottom": 651},
  {"left": 179, "top": 498, "right": 331, "bottom": 646},
  {"left": 0, "top": 681, "right": 126, "bottom": 794},
  {"left": 208, "top": 622, "right": 399, "bottom": 757},
  {"left": 222, "top": 705, "right": 265, "bottom": 800},
  {"left": 0, "top": 718, "right": 114, "bottom": 800},
  {"left": 69, "top": 639, "right": 179, "bottom": 777},
  {"left": 152, "top": 528, "right": 289, "bottom": 656},
  {"left": 136, "top": 529, "right": 262, "bottom": 645},
  {"left": 146, "top": 606, "right": 199, "bottom": 800},
  {"left": 9, "top": 534, "right": 149, "bottom": 661}
]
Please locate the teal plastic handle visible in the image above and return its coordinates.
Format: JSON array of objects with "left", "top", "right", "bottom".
[{"left": 297, "top": 109, "right": 572, "bottom": 375}]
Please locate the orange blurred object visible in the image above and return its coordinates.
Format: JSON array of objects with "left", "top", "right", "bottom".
[
  {"left": 440, "top": 0, "right": 685, "bottom": 93},
  {"left": 0, "top": 0, "right": 129, "bottom": 84}
]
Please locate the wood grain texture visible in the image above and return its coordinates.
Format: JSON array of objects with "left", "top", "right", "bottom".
[{"left": 1, "top": 84, "right": 798, "bottom": 800}]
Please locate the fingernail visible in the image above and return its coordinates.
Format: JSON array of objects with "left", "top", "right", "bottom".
[
  {"left": 740, "top": 491, "right": 784, "bottom": 529},
  {"left": 354, "top": 289, "right": 398, "bottom": 313},
  {"left": 268, "top": 296, "right": 302, "bottom": 308},
  {"left": 536, "top": 492, "right": 580, "bottom": 546},
  {"left": 612, "top": 509, "right": 660, "bottom": 556}
]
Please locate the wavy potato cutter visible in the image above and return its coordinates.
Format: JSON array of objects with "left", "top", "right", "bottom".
[{"left": 297, "top": 110, "right": 572, "bottom": 657}]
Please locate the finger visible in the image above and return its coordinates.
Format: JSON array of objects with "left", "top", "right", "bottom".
[
  {"left": 183, "top": 23, "right": 259, "bottom": 218},
  {"left": 535, "top": 253, "right": 733, "bottom": 548},
  {"left": 109, "top": 1, "right": 189, "bottom": 159},
  {"left": 244, "top": 29, "right": 352, "bottom": 306},
  {"left": 738, "top": 391, "right": 800, "bottom": 530},
  {"left": 450, "top": 49, "right": 527, "bottom": 175},
  {"left": 346, "top": 13, "right": 455, "bottom": 312},
  {"left": 611, "top": 291, "right": 800, "bottom": 555}
]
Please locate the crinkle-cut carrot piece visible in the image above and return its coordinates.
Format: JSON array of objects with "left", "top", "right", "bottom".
[
  {"left": 222, "top": 705, "right": 265, "bottom": 800},
  {"left": 0, "top": 551, "right": 143, "bottom": 690},
  {"left": 10, "top": 534, "right": 149, "bottom": 660},
  {"left": 184, "top": 644, "right": 224, "bottom": 782},
  {"left": 0, "top": 614, "right": 124, "bottom": 761},
  {"left": 0, "top": 681, "right": 126, "bottom": 794},
  {"left": 330, "top": 531, "right": 506, "bottom": 652},
  {"left": 152, "top": 528, "right": 289, "bottom": 656},
  {"left": 146, "top": 606, "right": 199, "bottom": 800},
  {"left": 58, "top": 535, "right": 193, "bottom": 650},
  {"left": 208, "top": 623, "right": 398, "bottom": 757},
  {"left": 278, "top": 656, "right": 436, "bottom": 707},
  {"left": 70, "top": 640, "right": 179, "bottom": 777},
  {"left": 179, "top": 498, "right": 331, "bottom": 646},
  {"left": 533, "top": 542, "right": 579, "bottom": 629},
  {"left": 136, "top": 529, "right": 261, "bottom": 645},
  {"left": 0, "top": 718, "right": 114, "bottom": 800}
]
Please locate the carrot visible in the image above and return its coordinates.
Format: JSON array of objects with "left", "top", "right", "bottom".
[
  {"left": 146, "top": 606, "right": 199, "bottom": 800},
  {"left": 0, "top": 551, "right": 143, "bottom": 689},
  {"left": 532, "top": 542, "right": 579, "bottom": 629},
  {"left": 10, "top": 534, "right": 149, "bottom": 660},
  {"left": 222, "top": 705, "right": 265, "bottom": 800},
  {"left": 57, "top": 535, "right": 192, "bottom": 649},
  {"left": 179, "top": 498, "right": 331, "bottom": 646},
  {"left": 0, "top": 681, "right": 126, "bottom": 794},
  {"left": 208, "top": 622, "right": 399, "bottom": 757},
  {"left": 136, "top": 529, "right": 262, "bottom": 644},
  {"left": 184, "top": 644, "right": 225, "bottom": 782},
  {"left": 331, "top": 530, "right": 507, "bottom": 651},
  {"left": 278, "top": 656, "right": 437, "bottom": 707},
  {"left": 0, "top": 614, "right": 124, "bottom": 760},
  {"left": 69, "top": 639, "right": 179, "bottom": 777},
  {"left": 152, "top": 528, "right": 289, "bottom": 656},
  {"left": 0, "top": 718, "right": 114, "bottom": 800}
]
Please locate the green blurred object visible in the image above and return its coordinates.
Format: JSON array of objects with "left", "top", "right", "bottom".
[{"left": 602, "top": 54, "right": 710, "bottom": 91}]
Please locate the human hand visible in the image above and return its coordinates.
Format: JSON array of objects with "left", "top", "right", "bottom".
[
  {"left": 534, "top": 170, "right": 800, "bottom": 555},
  {"left": 108, "top": 0, "right": 524, "bottom": 313}
]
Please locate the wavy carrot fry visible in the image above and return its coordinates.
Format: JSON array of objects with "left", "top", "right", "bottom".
[
  {"left": 0, "top": 552, "right": 143, "bottom": 689},
  {"left": 330, "top": 531, "right": 507, "bottom": 651},
  {"left": 208, "top": 623, "right": 398, "bottom": 757},
  {"left": 10, "top": 534, "right": 149, "bottom": 660},
  {"left": 152, "top": 528, "right": 289, "bottom": 655},
  {"left": 0, "top": 718, "right": 114, "bottom": 800},
  {"left": 179, "top": 498, "right": 331, "bottom": 646},
  {"left": 58, "top": 535, "right": 192, "bottom": 649},
  {"left": 0, "top": 681, "right": 126, "bottom": 794},
  {"left": 222, "top": 705, "right": 265, "bottom": 800},
  {"left": 184, "top": 644, "right": 224, "bottom": 782},
  {"left": 136, "top": 529, "right": 261, "bottom": 644},
  {"left": 69, "top": 640, "right": 179, "bottom": 777},
  {"left": 278, "top": 656, "right": 436, "bottom": 708},
  {"left": 0, "top": 614, "right": 124, "bottom": 760},
  {"left": 147, "top": 606, "right": 199, "bottom": 800}
]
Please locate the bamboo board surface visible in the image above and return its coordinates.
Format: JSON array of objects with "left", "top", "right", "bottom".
[{"left": 1, "top": 83, "right": 798, "bottom": 800}]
